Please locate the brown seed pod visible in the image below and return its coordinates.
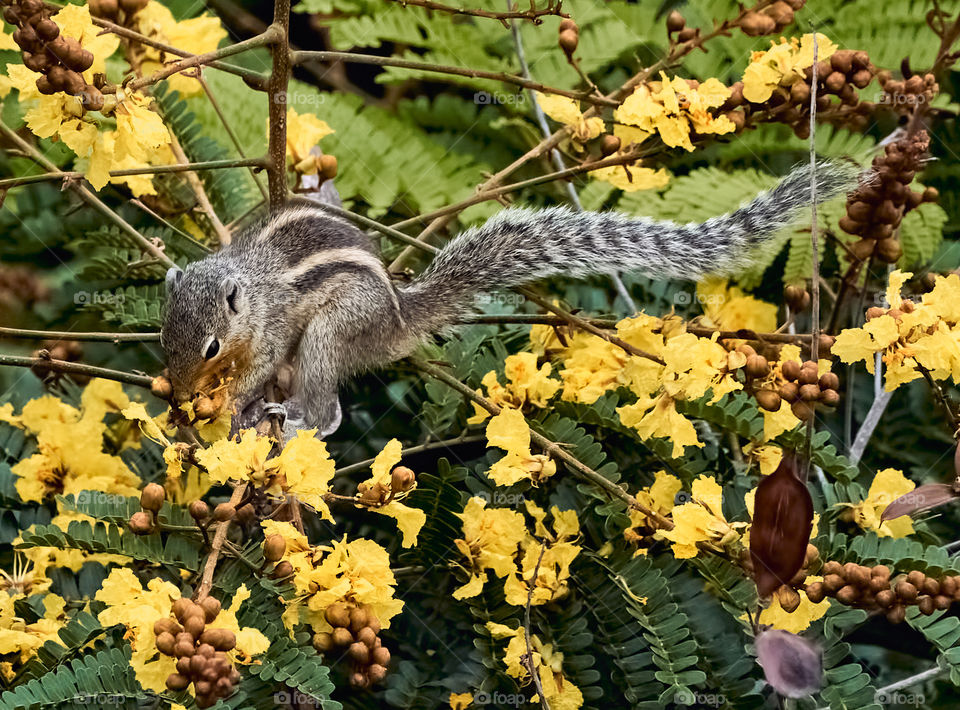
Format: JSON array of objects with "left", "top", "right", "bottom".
[
  {"left": 745, "top": 354, "right": 770, "bottom": 378},
  {"left": 349, "top": 606, "right": 370, "bottom": 632},
  {"left": 777, "top": 585, "right": 802, "bottom": 612},
  {"left": 819, "top": 389, "right": 840, "bottom": 407},
  {"left": 799, "top": 384, "right": 821, "bottom": 402},
  {"left": 213, "top": 502, "right": 235, "bottom": 522},
  {"left": 390, "top": 466, "right": 416, "bottom": 493},
  {"left": 600, "top": 134, "right": 621, "bottom": 156},
  {"left": 875, "top": 589, "right": 896, "bottom": 608},
  {"left": 818, "top": 372, "right": 840, "bottom": 391},
  {"left": 918, "top": 595, "right": 936, "bottom": 615},
  {"left": 755, "top": 389, "right": 782, "bottom": 412},
  {"left": 798, "top": 363, "right": 820, "bottom": 385},
  {"left": 313, "top": 632, "right": 334, "bottom": 652},
  {"left": 886, "top": 605, "right": 906, "bottom": 624},
  {"left": 558, "top": 29, "right": 578, "bottom": 56},
  {"left": 200, "top": 596, "right": 221, "bottom": 623},
  {"left": 372, "top": 645, "right": 391, "bottom": 667},
  {"left": 790, "top": 400, "right": 815, "bottom": 421},
  {"left": 184, "top": 614, "right": 206, "bottom": 638},
  {"left": 129, "top": 511, "right": 154, "bottom": 535},
  {"left": 349, "top": 672, "right": 369, "bottom": 689},
  {"left": 151, "top": 375, "right": 173, "bottom": 399},
  {"left": 200, "top": 628, "right": 236, "bottom": 652},
  {"left": 666, "top": 10, "right": 685, "bottom": 32},
  {"left": 271, "top": 560, "right": 293, "bottom": 578},
  {"left": 907, "top": 570, "right": 926, "bottom": 588},
  {"left": 368, "top": 663, "right": 388, "bottom": 683},
  {"left": 140, "top": 482, "right": 165, "bottom": 512},
  {"left": 166, "top": 673, "right": 191, "bottom": 691},
  {"left": 739, "top": 11, "right": 776, "bottom": 36},
  {"left": 325, "top": 603, "right": 351, "bottom": 628},
  {"left": 778, "top": 382, "right": 800, "bottom": 402},
  {"left": 836, "top": 585, "right": 859, "bottom": 605},
  {"left": 35, "top": 17, "right": 59, "bottom": 41},
  {"left": 81, "top": 86, "right": 104, "bottom": 112},
  {"left": 264, "top": 534, "right": 286, "bottom": 562},
  {"left": 155, "top": 631, "right": 177, "bottom": 655},
  {"left": 357, "top": 626, "right": 377, "bottom": 647},
  {"left": 558, "top": 18, "right": 577, "bottom": 32},
  {"left": 348, "top": 641, "right": 370, "bottom": 664},
  {"left": 895, "top": 580, "right": 918, "bottom": 602}
]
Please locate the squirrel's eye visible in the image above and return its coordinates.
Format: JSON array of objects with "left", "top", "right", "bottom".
[{"left": 204, "top": 339, "right": 220, "bottom": 360}]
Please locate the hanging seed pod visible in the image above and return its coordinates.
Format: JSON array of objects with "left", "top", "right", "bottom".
[
  {"left": 755, "top": 629, "right": 822, "bottom": 698},
  {"left": 666, "top": 10, "right": 685, "bottom": 33},
  {"left": 750, "top": 454, "right": 814, "bottom": 597}
]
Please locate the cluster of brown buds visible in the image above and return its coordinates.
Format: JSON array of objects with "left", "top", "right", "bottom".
[
  {"left": 157, "top": 597, "right": 241, "bottom": 707},
  {"left": 741, "top": 544, "right": 821, "bottom": 611},
  {"left": 29, "top": 339, "right": 84, "bottom": 383},
  {"left": 312, "top": 603, "right": 391, "bottom": 688},
  {"left": 750, "top": 353, "right": 839, "bottom": 421},
  {"left": 805, "top": 563, "right": 960, "bottom": 623},
  {"left": 841, "top": 130, "right": 937, "bottom": 264},
  {"left": 88, "top": 0, "right": 149, "bottom": 25},
  {"left": 877, "top": 71, "right": 939, "bottom": 117},
  {"left": 1, "top": 0, "right": 105, "bottom": 109},
  {"left": 129, "top": 482, "right": 165, "bottom": 534},
  {"left": 739, "top": 0, "right": 805, "bottom": 37},
  {"left": 356, "top": 466, "right": 416, "bottom": 506},
  {"left": 866, "top": 298, "right": 918, "bottom": 323}
]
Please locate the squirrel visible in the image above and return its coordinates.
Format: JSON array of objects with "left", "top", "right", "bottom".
[{"left": 161, "top": 160, "right": 860, "bottom": 439}]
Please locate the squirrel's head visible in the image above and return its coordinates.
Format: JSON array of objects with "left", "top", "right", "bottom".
[{"left": 161, "top": 260, "right": 255, "bottom": 403}]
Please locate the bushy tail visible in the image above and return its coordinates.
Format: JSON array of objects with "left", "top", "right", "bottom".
[{"left": 399, "top": 160, "right": 861, "bottom": 335}]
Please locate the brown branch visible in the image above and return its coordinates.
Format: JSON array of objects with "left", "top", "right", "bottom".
[
  {"left": 0, "top": 326, "right": 159, "bottom": 342},
  {"left": 267, "top": 0, "right": 292, "bottom": 212},
  {"left": 523, "top": 540, "right": 550, "bottom": 710},
  {"left": 126, "top": 30, "right": 279, "bottom": 92},
  {"left": 0, "top": 353, "right": 154, "bottom": 388},
  {"left": 292, "top": 50, "right": 618, "bottom": 106},
  {"left": 803, "top": 31, "right": 820, "bottom": 479},
  {"left": 0, "top": 120, "right": 174, "bottom": 268},
  {"left": 411, "top": 357, "right": 672, "bottom": 528},
  {"left": 918, "top": 364, "right": 960, "bottom": 435},
  {"left": 332, "top": 434, "right": 486, "bottom": 477},
  {"left": 387, "top": 0, "right": 565, "bottom": 25},
  {"left": 196, "top": 482, "right": 248, "bottom": 601},
  {"left": 169, "top": 134, "right": 232, "bottom": 246}
]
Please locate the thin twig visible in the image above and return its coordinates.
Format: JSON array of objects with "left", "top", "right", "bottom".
[
  {"left": 803, "top": 29, "right": 820, "bottom": 481},
  {"left": 0, "top": 353, "right": 154, "bottom": 388},
  {"left": 0, "top": 326, "right": 160, "bottom": 342},
  {"left": 523, "top": 541, "right": 550, "bottom": 710},
  {"left": 196, "top": 482, "right": 248, "bottom": 601},
  {"left": 333, "top": 435, "right": 485, "bottom": 477},
  {"left": 387, "top": 0, "right": 564, "bottom": 24},
  {"left": 169, "top": 134, "right": 232, "bottom": 246}
]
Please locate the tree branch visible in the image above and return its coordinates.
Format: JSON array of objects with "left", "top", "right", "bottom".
[
  {"left": 387, "top": 0, "right": 565, "bottom": 25},
  {"left": 196, "top": 482, "right": 248, "bottom": 601},
  {"left": 0, "top": 353, "right": 154, "bottom": 388},
  {"left": 0, "top": 326, "right": 159, "bottom": 342},
  {"left": 267, "top": 0, "right": 292, "bottom": 212}
]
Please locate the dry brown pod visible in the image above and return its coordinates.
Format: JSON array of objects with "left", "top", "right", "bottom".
[
  {"left": 213, "top": 502, "right": 235, "bottom": 522},
  {"left": 600, "top": 134, "right": 621, "bottom": 156}
]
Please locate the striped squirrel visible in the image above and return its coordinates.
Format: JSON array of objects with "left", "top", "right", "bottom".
[{"left": 161, "top": 161, "right": 860, "bottom": 439}]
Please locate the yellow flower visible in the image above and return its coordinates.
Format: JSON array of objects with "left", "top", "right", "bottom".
[
  {"left": 453, "top": 497, "right": 528, "bottom": 600},
  {"left": 742, "top": 33, "right": 838, "bottom": 103},
  {"left": 275, "top": 430, "right": 337, "bottom": 520},
  {"left": 758, "top": 576, "right": 830, "bottom": 633},
  {"left": 615, "top": 73, "right": 734, "bottom": 152},
  {"left": 503, "top": 503, "right": 581, "bottom": 606},
  {"left": 696, "top": 278, "right": 778, "bottom": 333},
  {"left": 468, "top": 352, "right": 561, "bottom": 424},
  {"left": 536, "top": 92, "right": 604, "bottom": 144},
  {"left": 656, "top": 476, "right": 741, "bottom": 558},
  {"left": 449, "top": 692, "right": 474, "bottom": 709},
  {"left": 279, "top": 108, "right": 335, "bottom": 169},
  {"left": 355, "top": 439, "right": 426, "bottom": 547},
  {"left": 484, "top": 408, "right": 556, "bottom": 486},
  {"left": 195, "top": 428, "right": 276, "bottom": 485},
  {"left": 589, "top": 163, "right": 670, "bottom": 192},
  {"left": 0, "top": 590, "right": 65, "bottom": 667},
  {"left": 135, "top": 1, "right": 226, "bottom": 95},
  {"left": 849, "top": 468, "right": 915, "bottom": 538}
]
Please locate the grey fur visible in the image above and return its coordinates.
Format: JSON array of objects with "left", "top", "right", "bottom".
[{"left": 161, "top": 160, "right": 860, "bottom": 437}]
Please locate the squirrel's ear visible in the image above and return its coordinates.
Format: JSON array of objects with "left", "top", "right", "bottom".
[
  {"left": 220, "top": 277, "right": 243, "bottom": 315},
  {"left": 165, "top": 266, "right": 183, "bottom": 294}
]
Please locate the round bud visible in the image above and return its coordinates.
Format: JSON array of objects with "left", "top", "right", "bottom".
[
  {"left": 189, "top": 500, "right": 210, "bottom": 522},
  {"left": 197, "top": 643, "right": 216, "bottom": 658},
  {"left": 35, "top": 18, "right": 60, "bottom": 42},
  {"left": 350, "top": 672, "right": 369, "bottom": 688},
  {"left": 739, "top": 11, "right": 776, "bottom": 36},
  {"left": 200, "top": 596, "right": 221, "bottom": 623},
  {"left": 865, "top": 306, "right": 885, "bottom": 321},
  {"left": 80, "top": 86, "right": 103, "bottom": 112},
  {"left": 166, "top": 673, "right": 190, "bottom": 691},
  {"left": 271, "top": 561, "right": 293, "bottom": 578},
  {"left": 799, "top": 384, "right": 821, "bottom": 402},
  {"left": 822, "top": 573, "right": 845, "bottom": 593},
  {"left": 332, "top": 627, "right": 354, "bottom": 646},
  {"left": 745, "top": 354, "right": 770, "bottom": 378},
  {"left": 140, "top": 482, "right": 165, "bottom": 512},
  {"left": 907, "top": 570, "right": 926, "bottom": 588},
  {"left": 348, "top": 641, "right": 370, "bottom": 664},
  {"left": 895, "top": 580, "right": 918, "bottom": 602},
  {"left": 781, "top": 359, "right": 801, "bottom": 381},
  {"left": 151, "top": 376, "right": 173, "bottom": 399},
  {"left": 558, "top": 19, "right": 578, "bottom": 32},
  {"left": 804, "top": 582, "right": 825, "bottom": 603},
  {"left": 213, "top": 503, "right": 235, "bottom": 522},
  {"left": 822, "top": 560, "right": 842, "bottom": 576},
  {"left": 154, "top": 618, "right": 179, "bottom": 637},
  {"left": 755, "top": 389, "right": 782, "bottom": 412},
  {"left": 264, "top": 534, "right": 286, "bottom": 562},
  {"left": 600, "top": 134, "right": 621, "bottom": 156},
  {"left": 558, "top": 28, "right": 578, "bottom": 56},
  {"left": 349, "top": 606, "right": 370, "bottom": 632},
  {"left": 235, "top": 503, "right": 255, "bottom": 524},
  {"left": 172, "top": 598, "right": 193, "bottom": 621},
  {"left": 676, "top": 27, "right": 697, "bottom": 42},
  {"left": 666, "top": 11, "right": 685, "bottom": 32},
  {"left": 176, "top": 656, "right": 192, "bottom": 675},
  {"left": 184, "top": 614, "right": 206, "bottom": 638},
  {"left": 313, "top": 632, "right": 334, "bottom": 653},
  {"left": 784, "top": 285, "right": 810, "bottom": 311},
  {"left": 798, "top": 363, "right": 819, "bottom": 385},
  {"left": 791, "top": 400, "right": 815, "bottom": 421},
  {"left": 778, "top": 382, "right": 799, "bottom": 403},
  {"left": 819, "top": 389, "right": 840, "bottom": 407},
  {"left": 777, "top": 586, "right": 801, "bottom": 612},
  {"left": 836, "top": 585, "right": 859, "bottom": 605},
  {"left": 325, "top": 602, "right": 351, "bottom": 628},
  {"left": 200, "top": 628, "right": 236, "bottom": 652},
  {"left": 818, "top": 372, "right": 839, "bottom": 391},
  {"left": 875, "top": 589, "right": 896, "bottom": 608},
  {"left": 129, "top": 511, "right": 153, "bottom": 535},
  {"left": 368, "top": 663, "right": 388, "bottom": 683},
  {"left": 357, "top": 626, "right": 377, "bottom": 647},
  {"left": 155, "top": 631, "right": 176, "bottom": 655},
  {"left": 371, "top": 644, "right": 391, "bottom": 666},
  {"left": 935, "top": 594, "right": 952, "bottom": 610},
  {"left": 390, "top": 466, "right": 416, "bottom": 493},
  {"left": 193, "top": 395, "right": 218, "bottom": 420},
  {"left": 319, "top": 154, "right": 338, "bottom": 180},
  {"left": 886, "top": 605, "right": 906, "bottom": 624},
  {"left": 918, "top": 595, "right": 936, "bottom": 615},
  {"left": 875, "top": 237, "right": 903, "bottom": 264},
  {"left": 736, "top": 343, "right": 757, "bottom": 358},
  {"left": 923, "top": 577, "right": 940, "bottom": 596}
]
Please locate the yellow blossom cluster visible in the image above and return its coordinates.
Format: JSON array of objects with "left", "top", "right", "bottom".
[
  {"left": 757, "top": 575, "right": 830, "bottom": 633},
  {"left": 357, "top": 439, "right": 427, "bottom": 547},
  {"left": 615, "top": 72, "right": 736, "bottom": 152},
  {"left": 0, "top": 5, "right": 172, "bottom": 194},
  {"left": 833, "top": 271, "right": 960, "bottom": 391},
  {"left": 261, "top": 521, "right": 404, "bottom": 635},
  {"left": 483, "top": 408, "right": 556, "bottom": 486},
  {"left": 95, "top": 568, "right": 268, "bottom": 694},
  {"left": 655, "top": 475, "right": 744, "bottom": 558},
  {"left": 696, "top": 278, "right": 779, "bottom": 333},
  {"left": 279, "top": 108, "right": 336, "bottom": 173},
  {"left": 468, "top": 352, "right": 561, "bottom": 425},
  {"left": 742, "top": 33, "right": 838, "bottom": 104},
  {"left": 0, "top": 379, "right": 141, "bottom": 503},
  {"left": 486, "top": 621, "right": 584, "bottom": 709},
  {"left": 0, "top": 589, "right": 65, "bottom": 679},
  {"left": 452, "top": 497, "right": 581, "bottom": 606}
]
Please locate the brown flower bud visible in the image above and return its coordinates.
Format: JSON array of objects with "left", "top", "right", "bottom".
[
  {"left": 320, "top": 154, "right": 338, "bottom": 180},
  {"left": 332, "top": 627, "right": 354, "bottom": 646},
  {"left": 213, "top": 502, "right": 235, "bottom": 522},
  {"left": 799, "top": 384, "right": 821, "bottom": 402},
  {"left": 798, "top": 362, "right": 819, "bottom": 385},
  {"left": 791, "top": 400, "right": 815, "bottom": 421},
  {"left": 875, "top": 589, "right": 896, "bottom": 608},
  {"left": 818, "top": 372, "right": 839, "bottom": 391},
  {"left": 886, "top": 605, "right": 906, "bottom": 623},
  {"left": 189, "top": 500, "right": 210, "bottom": 522},
  {"left": 781, "top": 360, "right": 802, "bottom": 381},
  {"left": 166, "top": 673, "right": 191, "bottom": 691},
  {"left": 804, "top": 581, "right": 825, "bottom": 603},
  {"left": 200, "top": 596, "right": 221, "bottom": 623},
  {"left": 390, "top": 466, "right": 416, "bottom": 493},
  {"left": 129, "top": 511, "right": 154, "bottom": 535},
  {"left": 836, "top": 585, "right": 859, "bottom": 604},
  {"left": 895, "top": 580, "right": 918, "bottom": 602},
  {"left": 918, "top": 595, "right": 936, "bottom": 615},
  {"left": 264, "top": 534, "right": 286, "bottom": 562},
  {"left": 193, "top": 395, "right": 218, "bottom": 420},
  {"left": 349, "top": 641, "right": 370, "bottom": 663},
  {"left": 558, "top": 29, "right": 578, "bottom": 56},
  {"left": 875, "top": 237, "right": 903, "bottom": 264},
  {"left": 777, "top": 585, "right": 802, "bottom": 612},
  {"left": 368, "top": 663, "right": 388, "bottom": 683},
  {"left": 755, "top": 389, "right": 782, "bottom": 412},
  {"left": 140, "top": 482, "right": 165, "bottom": 512},
  {"left": 677, "top": 27, "right": 697, "bottom": 42},
  {"left": 156, "top": 631, "right": 177, "bottom": 655},
  {"left": 666, "top": 10, "right": 685, "bottom": 32},
  {"left": 740, "top": 11, "right": 776, "bottom": 36},
  {"left": 600, "top": 134, "right": 621, "bottom": 156},
  {"left": 271, "top": 560, "right": 293, "bottom": 578},
  {"left": 819, "top": 389, "right": 840, "bottom": 407},
  {"left": 778, "top": 382, "right": 800, "bottom": 402},
  {"left": 313, "top": 632, "right": 334, "bottom": 652},
  {"left": 151, "top": 375, "right": 173, "bottom": 399},
  {"left": 558, "top": 19, "right": 577, "bottom": 32}
]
